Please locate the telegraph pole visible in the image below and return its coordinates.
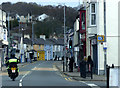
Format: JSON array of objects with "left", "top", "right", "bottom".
[
  {"left": 104, "top": 0, "right": 107, "bottom": 75},
  {"left": 7, "top": 12, "right": 10, "bottom": 57},
  {"left": 63, "top": 4, "right": 66, "bottom": 72},
  {"left": 32, "top": 22, "right": 34, "bottom": 47}
]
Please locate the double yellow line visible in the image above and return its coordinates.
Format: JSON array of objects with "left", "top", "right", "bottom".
[{"left": 65, "top": 78, "right": 72, "bottom": 81}]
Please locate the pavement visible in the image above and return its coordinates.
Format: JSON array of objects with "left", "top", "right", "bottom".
[{"left": 54, "top": 61, "right": 107, "bottom": 82}]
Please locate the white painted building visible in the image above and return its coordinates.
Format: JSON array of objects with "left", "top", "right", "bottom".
[
  {"left": 84, "top": 0, "right": 120, "bottom": 77},
  {"left": 0, "top": 9, "right": 8, "bottom": 44},
  {"left": 73, "top": 17, "right": 79, "bottom": 67},
  {"left": 0, "top": 9, "right": 8, "bottom": 65},
  {"left": 36, "top": 14, "right": 49, "bottom": 22}
]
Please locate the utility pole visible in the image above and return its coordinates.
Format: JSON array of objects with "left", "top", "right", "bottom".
[
  {"left": 32, "top": 22, "right": 34, "bottom": 48},
  {"left": 63, "top": 4, "right": 66, "bottom": 72},
  {"left": 7, "top": 12, "right": 10, "bottom": 57}
]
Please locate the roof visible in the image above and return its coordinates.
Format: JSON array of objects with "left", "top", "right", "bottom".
[
  {"left": 23, "top": 38, "right": 32, "bottom": 44},
  {"left": 34, "top": 38, "right": 45, "bottom": 45},
  {"left": 44, "top": 39, "right": 54, "bottom": 45},
  {"left": 49, "top": 38, "right": 64, "bottom": 45},
  {"left": 34, "top": 38, "right": 64, "bottom": 45},
  {"left": 57, "top": 39, "right": 64, "bottom": 45}
]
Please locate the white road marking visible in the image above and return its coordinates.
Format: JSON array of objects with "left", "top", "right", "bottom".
[
  {"left": 79, "top": 81, "right": 100, "bottom": 87},
  {"left": 19, "top": 83, "right": 22, "bottom": 87},
  {"left": 88, "top": 84, "right": 98, "bottom": 87},
  {"left": 18, "top": 61, "right": 46, "bottom": 86},
  {"left": 20, "top": 79, "right": 22, "bottom": 82},
  {"left": 19, "top": 71, "right": 30, "bottom": 87}
]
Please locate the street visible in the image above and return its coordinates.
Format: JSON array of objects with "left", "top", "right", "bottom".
[{"left": 1, "top": 61, "right": 92, "bottom": 87}]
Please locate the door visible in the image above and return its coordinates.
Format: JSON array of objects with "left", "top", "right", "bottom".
[{"left": 93, "top": 45, "right": 98, "bottom": 74}]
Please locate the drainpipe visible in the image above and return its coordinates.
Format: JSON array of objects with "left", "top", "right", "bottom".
[{"left": 104, "top": 0, "right": 107, "bottom": 76}]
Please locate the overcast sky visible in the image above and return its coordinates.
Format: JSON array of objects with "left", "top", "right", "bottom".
[{"left": 0, "top": 0, "right": 83, "bottom": 7}]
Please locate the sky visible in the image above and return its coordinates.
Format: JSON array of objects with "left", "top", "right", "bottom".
[{"left": 0, "top": 0, "right": 83, "bottom": 7}]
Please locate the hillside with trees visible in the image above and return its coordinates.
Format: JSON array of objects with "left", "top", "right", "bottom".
[{"left": 2, "top": 2, "right": 78, "bottom": 38}]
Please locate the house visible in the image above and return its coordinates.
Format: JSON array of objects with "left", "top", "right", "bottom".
[
  {"left": 0, "top": 9, "right": 8, "bottom": 65},
  {"left": 34, "top": 38, "right": 45, "bottom": 61},
  {"left": 73, "top": 15, "right": 80, "bottom": 67},
  {"left": 36, "top": 14, "right": 49, "bottom": 22},
  {"left": 49, "top": 38, "right": 64, "bottom": 60},
  {"left": 83, "top": 0, "right": 120, "bottom": 76},
  {"left": 44, "top": 39, "right": 53, "bottom": 60},
  {"left": 83, "top": 1, "right": 104, "bottom": 75}
]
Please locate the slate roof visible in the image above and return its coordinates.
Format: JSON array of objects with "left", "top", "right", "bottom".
[
  {"left": 49, "top": 38, "right": 64, "bottom": 45},
  {"left": 34, "top": 38, "right": 64, "bottom": 46},
  {"left": 44, "top": 39, "right": 54, "bottom": 45},
  {"left": 23, "top": 38, "right": 32, "bottom": 44},
  {"left": 34, "top": 38, "right": 45, "bottom": 45}
]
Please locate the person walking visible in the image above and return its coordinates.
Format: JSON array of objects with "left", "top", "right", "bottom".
[{"left": 87, "top": 55, "right": 93, "bottom": 79}]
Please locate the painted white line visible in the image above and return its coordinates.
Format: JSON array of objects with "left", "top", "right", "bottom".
[
  {"left": 79, "top": 81, "right": 100, "bottom": 87},
  {"left": 19, "top": 71, "right": 31, "bottom": 87},
  {"left": 20, "top": 80, "right": 22, "bottom": 82},
  {"left": 88, "top": 84, "right": 98, "bottom": 87},
  {"left": 19, "top": 83, "right": 22, "bottom": 87}
]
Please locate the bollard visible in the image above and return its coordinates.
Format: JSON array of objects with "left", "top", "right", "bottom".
[
  {"left": 63, "top": 61, "right": 65, "bottom": 72},
  {"left": 66, "top": 58, "right": 68, "bottom": 72},
  {"left": 106, "top": 64, "right": 115, "bottom": 88},
  {"left": 91, "top": 66, "right": 93, "bottom": 79},
  {"left": 106, "top": 65, "right": 110, "bottom": 88}
]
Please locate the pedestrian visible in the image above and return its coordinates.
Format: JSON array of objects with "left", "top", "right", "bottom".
[
  {"left": 69, "top": 56, "right": 74, "bottom": 72},
  {"left": 87, "top": 55, "right": 93, "bottom": 72},
  {"left": 5, "top": 55, "right": 9, "bottom": 67},
  {"left": 79, "top": 58, "right": 86, "bottom": 78},
  {"left": 87, "top": 55, "right": 94, "bottom": 79}
]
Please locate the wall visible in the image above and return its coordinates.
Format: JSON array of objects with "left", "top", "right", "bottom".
[
  {"left": 44, "top": 45, "right": 53, "bottom": 60},
  {"left": 106, "top": 0, "right": 119, "bottom": 66},
  {"left": 33, "top": 45, "right": 39, "bottom": 51}
]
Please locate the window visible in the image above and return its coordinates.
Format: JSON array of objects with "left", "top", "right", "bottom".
[
  {"left": 90, "top": 3, "right": 96, "bottom": 26},
  {"left": 81, "top": 12, "right": 85, "bottom": 30}
]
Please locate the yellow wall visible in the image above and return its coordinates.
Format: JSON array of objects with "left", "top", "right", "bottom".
[
  {"left": 33, "top": 45, "right": 39, "bottom": 51},
  {"left": 40, "top": 45, "right": 44, "bottom": 50},
  {"left": 37, "top": 51, "right": 45, "bottom": 61}
]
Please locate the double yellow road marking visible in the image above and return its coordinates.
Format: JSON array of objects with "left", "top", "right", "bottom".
[{"left": 65, "top": 77, "right": 72, "bottom": 81}]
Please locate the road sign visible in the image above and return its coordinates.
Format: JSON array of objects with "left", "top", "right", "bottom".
[
  {"left": 103, "top": 42, "right": 107, "bottom": 50},
  {"left": 97, "top": 35, "right": 104, "bottom": 42}
]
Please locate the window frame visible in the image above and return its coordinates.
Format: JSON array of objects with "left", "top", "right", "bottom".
[{"left": 90, "top": 3, "right": 97, "bottom": 26}]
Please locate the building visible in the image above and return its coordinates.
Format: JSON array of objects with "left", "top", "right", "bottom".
[
  {"left": 83, "top": 0, "right": 120, "bottom": 76},
  {"left": 73, "top": 15, "right": 80, "bottom": 67},
  {"left": 36, "top": 14, "right": 49, "bottom": 22},
  {"left": 49, "top": 38, "right": 64, "bottom": 60},
  {"left": 34, "top": 38, "right": 45, "bottom": 61},
  {"left": 0, "top": 9, "right": 8, "bottom": 65},
  {"left": 44, "top": 39, "right": 53, "bottom": 60},
  {"left": 83, "top": 0, "right": 105, "bottom": 75}
]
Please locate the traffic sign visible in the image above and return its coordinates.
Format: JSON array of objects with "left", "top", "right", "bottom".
[{"left": 97, "top": 35, "right": 104, "bottom": 42}]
